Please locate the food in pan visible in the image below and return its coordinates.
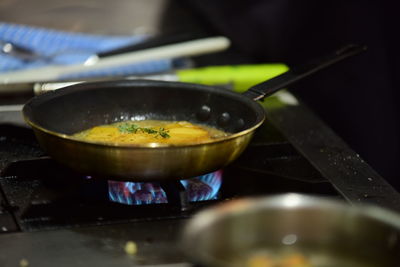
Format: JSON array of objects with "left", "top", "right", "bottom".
[{"left": 72, "top": 120, "right": 229, "bottom": 145}]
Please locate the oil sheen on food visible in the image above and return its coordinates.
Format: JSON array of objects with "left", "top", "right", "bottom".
[{"left": 72, "top": 120, "right": 229, "bottom": 145}]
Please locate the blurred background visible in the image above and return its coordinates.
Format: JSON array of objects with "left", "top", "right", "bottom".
[
  {"left": 0, "top": 0, "right": 165, "bottom": 35},
  {"left": 1, "top": 0, "right": 399, "bottom": 190}
]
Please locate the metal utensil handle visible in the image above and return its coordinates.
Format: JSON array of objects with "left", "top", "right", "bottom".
[
  {"left": 97, "top": 32, "right": 209, "bottom": 58},
  {"left": 242, "top": 44, "right": 367, "bottom": 101}
]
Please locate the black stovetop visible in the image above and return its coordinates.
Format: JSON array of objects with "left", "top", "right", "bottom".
[
  {"left": 1, "top": 95, "right": 399, "bottom": 267},
  {"left": 0, "top": 122, "right": 336, "bottom": 233}
]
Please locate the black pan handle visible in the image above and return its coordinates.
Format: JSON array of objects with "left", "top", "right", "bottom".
[{"left": 242, "top": 44, "right": 367, "bottom": 101}]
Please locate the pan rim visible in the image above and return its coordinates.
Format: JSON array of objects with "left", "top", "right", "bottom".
[{"left": 23, "top": 79, "right": 266, "bottom": 149}]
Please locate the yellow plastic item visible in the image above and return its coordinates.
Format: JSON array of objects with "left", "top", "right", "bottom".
[{"left": 176, "top": 64, "right": 288, "bottom": 93}]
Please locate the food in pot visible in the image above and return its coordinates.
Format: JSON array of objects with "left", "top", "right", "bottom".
[
  {"left": 246, "top": 251, "right": 312, "bottom": 267},
  {"left": 72, "top": 120, "right": 229, "bottom": 145}
]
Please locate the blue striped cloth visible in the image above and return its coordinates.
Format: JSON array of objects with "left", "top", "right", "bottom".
[{"left": 0, "top": 23, "right": 174, "bottom": 78}]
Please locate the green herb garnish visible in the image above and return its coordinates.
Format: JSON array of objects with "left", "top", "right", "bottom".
[
  {"left": 118, "top": 123, "right": 140, "bottom": 133},
  {"left": 158, "top": 128, "right": 170, "bottom": 138},
  {"left": 118, "top": 123, "right": 170, "bottom": 138},
  {"left": 141, "top": 128, "right": 158, "bottom": 134}
]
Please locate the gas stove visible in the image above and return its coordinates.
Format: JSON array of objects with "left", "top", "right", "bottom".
[{"left": 1, "top": 93, "right": 399, "bottom": 267}]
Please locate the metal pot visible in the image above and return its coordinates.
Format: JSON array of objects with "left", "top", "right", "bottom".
[{"left": 182, "top": 194, "right": 400, "bottom": 267}]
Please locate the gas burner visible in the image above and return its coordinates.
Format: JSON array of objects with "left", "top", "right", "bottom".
[{"left": 108, "top": 170, "right": 222, "bottom": 205}]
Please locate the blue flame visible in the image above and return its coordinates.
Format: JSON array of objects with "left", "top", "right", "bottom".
[{"left": 108, "top": 170, "right": 222, "bottom": 205}]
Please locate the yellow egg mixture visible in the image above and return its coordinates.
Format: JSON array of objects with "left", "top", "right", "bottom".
[{"left": 72, "top": 120, "right": 229, "bottom": 145}]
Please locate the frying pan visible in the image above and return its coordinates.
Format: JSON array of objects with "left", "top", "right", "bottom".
[{"left": 22, "top": 45, "right": 365, "bottom": 181}]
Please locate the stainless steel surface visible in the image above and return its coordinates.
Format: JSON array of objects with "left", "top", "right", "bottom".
[{"left": 182, "top": 193, "right": 400, "bottom": 267}]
